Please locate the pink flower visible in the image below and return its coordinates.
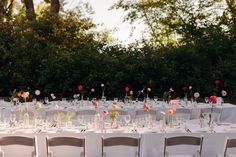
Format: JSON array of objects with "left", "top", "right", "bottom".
[
  {"left": 169, "top": 99, "right": 180, "bottom": 105},
  {"left": 221, "top": 90, "right": 227, "bottom": 97},
  {"left": 125, "top": 86, "right": 129, "bottom": 93},
  {"left": 210, "top": 96, "right": 217, "bottom": 103},
  {"left": 101, "top": 109, "right": 109, "bottom": 118},
  {"left": 194, "top": 92, "right": 200, "bottom": 98},
  {"left": 143, "top": 103, "right": 150, "bottom": 111},
  {"left": 91, "top": 88, "right": 95, "bottom": 92},
  {"left": 35, "top": 90, "right": 40, "bottom": 96},
  {"left": 92, "top": 101, "right": 98, "bottom": 108},
  {"left": 115, "top": 124, "right": 121, "bottom": 129}
]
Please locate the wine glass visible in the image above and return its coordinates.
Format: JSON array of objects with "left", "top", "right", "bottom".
[
  {"left": 124, "top": 115, "right": 131, "bottom": 127},
  {"left": 205, "top": 97, "right": 209, "bottom": 104},
  {"left": 154, "top": 96, "right": 158, "bottom": 102},
  {"left": 44, "top": 97, "right": 49, "bottom": 104},
  {"left": 113, "top": 97, "right": 118, "bottom": 102}
]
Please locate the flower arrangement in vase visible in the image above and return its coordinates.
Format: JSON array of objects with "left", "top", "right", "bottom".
[
  {"left": 208, "top": 95, "right": 217, "bottom": 127},
  {"left": 167, "top": 108, "right": 176, "bottom": 128},
  {"left": 109, "top": 111, "right": 119, "bottom": 128}
]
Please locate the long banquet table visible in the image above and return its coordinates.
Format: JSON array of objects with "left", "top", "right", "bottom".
[{"left": 0, "top": 100, "right": 235, "bottom": 157}]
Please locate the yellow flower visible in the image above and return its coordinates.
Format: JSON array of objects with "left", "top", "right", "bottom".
[
  {"left": 110, "top": 111, "right": 119, "bottom": 119},
  {"left": 129, "top": 90, "right": 133, "bottom": 95}
]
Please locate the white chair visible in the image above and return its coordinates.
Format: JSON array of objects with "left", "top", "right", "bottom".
[
  {"left": 102, "top": 136, "right": 140, "bottom": 157},
  {"left": 217, "top": 138, "right": 236, "bottom": 157},
  {"left": 46, "top": 136, "right": 85, "bottom": 157},
  {"left": 0, "top": 136, "right": 38, "bottom": 157},
  {"left": 164, "top": 136, "right": 203, "bottom": 157}
]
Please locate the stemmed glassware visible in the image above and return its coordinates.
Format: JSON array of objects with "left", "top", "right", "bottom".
[
  {"left": 205, "top": 97, "right": 209, "bottom": 104},
  {"left": 124, "top": 115, "right": 131, "bottom": 127},
  {"left": 154, "top": 96, "right": 158, "bottom": 103}
]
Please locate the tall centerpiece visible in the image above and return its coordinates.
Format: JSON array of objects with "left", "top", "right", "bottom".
[
  {"left": 20, "top": 91, "right": 30, "bottom": 128},
  {"left": 92, "top": 100, "right": 100, "bottom": 130},
  {"left": 208, "top": 95, "right": 217, "bottom": 127},
  {"left": 143, "top": 102, "right": 152, "bottom": 128},
  {"left": 167, "top": 108, "right": 176, "bottom": 128}
]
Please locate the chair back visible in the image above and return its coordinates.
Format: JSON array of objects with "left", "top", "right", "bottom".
[
  {"left": 46, "top": 136, "right": 85, "bottom": 157},
  {"left": 102, "top": 137, "right": 140, "bottom": 157},
  {"left": 0, "top": 136, "right": 38, "bottom": 157},
  {"left": 224, "top": 138, "right": 236, "bottom": 157},
  {"left": 164, "top": 136, "right": 203, "bottom": 157}
]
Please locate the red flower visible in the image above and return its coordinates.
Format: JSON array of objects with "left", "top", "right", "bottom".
[
  {"left": 182, "top": 86, "right": 188, "bottom": 92},
  {"left": 214, "top": 80, "right": 221, "bottom": 86},
  {"left": 210, "top": 96, "right": 217, "bottom": 103},
  {"left": 125, "top": 86, "right": 129, "bottom": 93},
  {"left": 92, "top": 101, "right": 98, "bottom": 108},
  {"left": 77, "top": 85, "right": 83, "bottom": 91},
  {"left": 143, "top": 103, "right": 150, "bottom": 111}
]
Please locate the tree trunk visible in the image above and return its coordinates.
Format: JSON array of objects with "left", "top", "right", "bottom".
[
  {"left": 23, "top": 0, "right": 36, "bottom": 20},
  {"left": 51, "top": 0, "right": 60, "bottom": 14}
]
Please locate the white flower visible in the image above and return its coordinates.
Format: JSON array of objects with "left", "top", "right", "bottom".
[
  {"left": 160, "top": 111, "right": 166, "bottom": 115},
  {"left": 221, "top": 90, "right": 227, "bottom": 97},
  {"left": 101, "top": 83, "right": 104, "bottom": 87},
  {"left": 73, "top": 94, "right": 78, "bottom": 99},
  {"left": 13, "top": 98, "right": 19, "bottom": 101},
  {"left": 35, "top": 90, "right": 40, "bottom": 96},
  {"left": 52, "top": 96, "right": 56, "bottom": 100},
  {"left": 189, "top": 86, "right": 192, "bottom": 89},
  {"left": 50, "top": 93, "right": 54, "bottom": 97}
]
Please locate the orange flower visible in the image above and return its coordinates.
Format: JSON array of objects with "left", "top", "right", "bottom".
[
  {"left": 21, "top": 91, "right": 29, "bottom": 99},
  {"left": 112, "top": 102, "right": 118, "bottom": 109},
  {"left": 168, "top": 109, "right": 174, "bottom": 115},
  {"left": 169, "top": 99, "right": 180, "bottom": 105}
]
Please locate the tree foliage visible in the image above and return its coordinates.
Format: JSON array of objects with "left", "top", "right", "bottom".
[{"left": 0, "top": 0, "right": 235, "bottom": 102}]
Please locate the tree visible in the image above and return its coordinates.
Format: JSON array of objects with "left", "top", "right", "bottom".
[
  {"left": 0, "top": 0, "right": 15, "bottom": 21},
  {"left": 113, "top": 0, "right": 228, "bottom": 47}
]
